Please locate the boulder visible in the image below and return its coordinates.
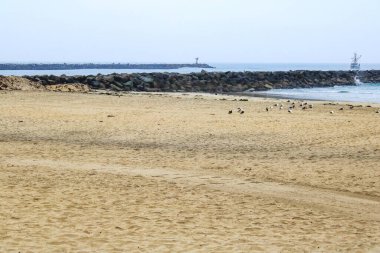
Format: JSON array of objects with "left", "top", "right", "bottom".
[
  {"left": 138, "top": 75, "right": 154, "bottom": 83},
  {"left": 255, "top": 83, "right": 273, "bottom": 91},
  {"left": 109, "top": 84, "right": 123, "bottom": 91}
]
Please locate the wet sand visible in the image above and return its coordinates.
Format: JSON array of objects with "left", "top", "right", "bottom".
[{"left": 0, "top": 91, "right": 379, "bottom": 252}]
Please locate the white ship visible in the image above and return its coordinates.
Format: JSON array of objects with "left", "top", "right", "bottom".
[{"left": 350, "top": 53, "right": 361, "bottom": 71}]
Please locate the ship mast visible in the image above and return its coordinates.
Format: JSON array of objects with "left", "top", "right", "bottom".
[{"left": 352, "top": 53, "right": 361, "bottom": 64}]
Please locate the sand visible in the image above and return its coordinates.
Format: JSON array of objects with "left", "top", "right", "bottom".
[
  {"left": 0, "top": 76, "right": 43, "bottom": 91},
  {"left": 0, "top": 90, "right": 379, "bottom": 252},
  {"left": 0, "top": 76, "right": 89, "bottom": 92}
]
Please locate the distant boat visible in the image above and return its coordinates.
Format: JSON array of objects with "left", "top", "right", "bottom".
[{"left": 350, "top": 53, "right": 361, "bottom": 71}]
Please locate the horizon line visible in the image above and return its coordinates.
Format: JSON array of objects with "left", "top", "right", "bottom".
[{"left": 1, "top": 62, "right": 380, "bottom": 64}]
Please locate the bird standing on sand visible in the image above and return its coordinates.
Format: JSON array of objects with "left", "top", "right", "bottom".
[
  {"left": 288, "top": 109, "right": 293, "bottom": 113},
  {"left": 228, "top": 110, "right": 233, "bottom": 114}
]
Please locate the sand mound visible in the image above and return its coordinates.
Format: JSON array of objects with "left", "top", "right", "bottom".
[
  {"left": 0, "top": 76, "right": 44, "bottom": 91},
  {"left": 0, "top": 76, "right": 90, "bottom": 93},
  {"left": 45, "top": 83, "right": 90, "bottom": 92}
]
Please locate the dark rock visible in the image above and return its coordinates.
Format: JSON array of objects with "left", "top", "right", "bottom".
[
  {"left": 109, "top": 84, "right": 123, "bottom": 91},
  {"left": 138, "top": 75, "right": 154, "bottom": 83},
  {"left": 19, "top": 70, "right": 380, "bottom": 94}
]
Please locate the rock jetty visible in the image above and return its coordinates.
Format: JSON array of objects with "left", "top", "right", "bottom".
[
  {"left": 0, "top": 63, "right": 214, "bottom": 70},
  {"left": 16, "top": 70, "right": 380, "bottom": 93}
]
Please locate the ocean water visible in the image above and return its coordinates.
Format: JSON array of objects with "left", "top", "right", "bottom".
[
  {"left": 210, "top": 63, "right": 380, "bottom": 72},
  {"left": 252, "top": 83, "right": 380, "bottom": 104},
  {"left": 1, "top": 63, "right": 379, "bottom": 103},
  {"left": 1, "top": 63, "right": 380, "bottom": 76}
]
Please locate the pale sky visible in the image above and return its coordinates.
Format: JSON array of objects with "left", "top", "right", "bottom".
[{"left": 1, "top": 0, "right": 379, "bottom": 63}]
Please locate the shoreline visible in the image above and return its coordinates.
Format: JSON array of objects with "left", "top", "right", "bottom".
[
  {"left": 84, "top": 89, "right": 380, "bottom": 106},
  {"left": 235, "top": 88, "right": 380, "bottom": 105}
]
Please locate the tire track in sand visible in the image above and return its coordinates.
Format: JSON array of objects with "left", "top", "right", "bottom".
[{"left": 5, "top": 158, "right": 380, "bottom": 221}]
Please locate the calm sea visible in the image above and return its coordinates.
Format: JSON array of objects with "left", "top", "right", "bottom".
[
  {"left": 1, "top": 63, "right": 380, "bottom": 103},
  {"left": 252, "top": 83, "right": 380, "bottom": 104}
]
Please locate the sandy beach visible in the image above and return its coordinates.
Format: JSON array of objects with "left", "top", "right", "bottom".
[{"left": 0, "top": 90, "right": 379, "bottom": 252}]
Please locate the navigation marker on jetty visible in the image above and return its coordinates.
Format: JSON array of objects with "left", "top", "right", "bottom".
[{"left": 195, "top": 57, "right": 199, "bottom": 65}]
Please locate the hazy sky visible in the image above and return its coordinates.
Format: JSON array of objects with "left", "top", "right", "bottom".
[{"left": 1, "top": 0, "right": 379, "bottom": 63}]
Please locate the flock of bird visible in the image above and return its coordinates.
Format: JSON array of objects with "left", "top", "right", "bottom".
[
  {"left": 228, "top": 100, "right": 314, "bottom": 115},
  {"left": 228, "top": 99, "right": 380, "bottom": 115},
  {"left": 229, "top": 108, "right": 244, "bottom": 114}
]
